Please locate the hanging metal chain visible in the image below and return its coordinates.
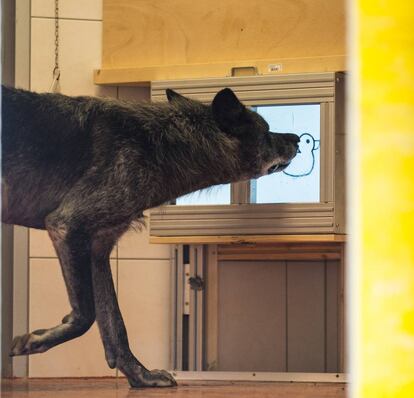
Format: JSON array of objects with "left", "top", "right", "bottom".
[{"left": 49, "top": 0, "right": 60, "bottom": 92}]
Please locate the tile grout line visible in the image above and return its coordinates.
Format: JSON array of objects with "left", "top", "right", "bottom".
[{"left": 29, "top": 256, "right": 170, "bottom": 260}]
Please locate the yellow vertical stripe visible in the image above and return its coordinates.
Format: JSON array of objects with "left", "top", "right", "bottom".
[{"left": 358, "top": 1, "right": 414, "bottom": 397}]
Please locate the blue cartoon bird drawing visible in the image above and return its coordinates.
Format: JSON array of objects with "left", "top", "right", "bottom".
[{"left": 283, "top": 133, "right": 320, "bottom": 177}]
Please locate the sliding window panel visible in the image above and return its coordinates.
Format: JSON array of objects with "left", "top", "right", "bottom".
[
  {"left": 251, "top": 104, "right": 321, "bottom": 204},
  {"left": 326, "top": 260, "right": 340, "bottom": 372},
  {"left": 286, "top": 261, "right": 325, "bottom": 372},
  {"left": 217, "top": 261, "right": 287, "bottom": 372}
]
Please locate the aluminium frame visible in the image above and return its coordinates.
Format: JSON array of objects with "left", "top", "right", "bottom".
[{"left": 150, "top": 72, "right": 346, "bottom": 237}]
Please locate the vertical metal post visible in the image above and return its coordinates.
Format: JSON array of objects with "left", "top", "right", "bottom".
[
  {"left": 189, "top": 245, "right": 204, "bottom": 371},
  {"left": 1, "top": 0, "right": 16, "bottom": 378},
  {"left": 1, "top": 225, "right": 14, "bottom": 377},
  {"left": 12, "top": 227, "right": 29, "bottom": 377},
  {"left": 10, "top": 0, "right": 31, "bottom": 378},
  {"left": 169, "top": 245, "right": 177, "bottom": 370},
  {"left": 339, "top": 243, "right": 346, "bottom": 372},
  {"left": 319, "top": 102, "right": 328, "bottom": 203},
  {"left": 171, "top": 245, "right": 184, "bottom": 370},
  {"left": 205, "top": 244, "right": 219, "bottom": 370}
]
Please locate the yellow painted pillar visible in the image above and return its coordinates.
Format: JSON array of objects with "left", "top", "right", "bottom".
[{"left": 356, "top": 1, "right": 414, "bottom": 397}]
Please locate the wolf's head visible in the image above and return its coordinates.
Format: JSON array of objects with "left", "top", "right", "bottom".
[
  {"left": 166, "top": 88, "right": 299, "bottom": 183},
  {"left": 211, "top": 88, "right": 299, "bottom": 179}
]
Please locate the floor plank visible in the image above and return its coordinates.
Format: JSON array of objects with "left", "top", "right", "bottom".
[{"left": 1, "top": 378, "right": 347, "bottom": 398}]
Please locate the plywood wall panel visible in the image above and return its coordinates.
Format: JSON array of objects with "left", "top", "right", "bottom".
[{"left": 102, "top": 0, "right": 345, "bottom": 73}]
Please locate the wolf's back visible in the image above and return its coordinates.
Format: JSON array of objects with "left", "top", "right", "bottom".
[{"left": 2, "top": 86, "right": 96, "bottom": 167}]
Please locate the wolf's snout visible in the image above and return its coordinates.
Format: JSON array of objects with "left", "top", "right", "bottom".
[
  {"left": 284, "top": 133, "right": 300, "bottom": 144},
  {"left": 286, "top": 133, "right": 300, "bottom": 158},
  {"left": 270, "top": 132, "right": 300, "bottom": 149},
  {"left": 278, "top": 133, "right": 300, "bottom": 158}
]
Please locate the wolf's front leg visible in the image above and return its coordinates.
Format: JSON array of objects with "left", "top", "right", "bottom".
[
  {"left": 90, "top": 229, "right": 177, "bottom": 388},
  {"left": 10, "top": 219, "right": 95, "bottom": 356}
]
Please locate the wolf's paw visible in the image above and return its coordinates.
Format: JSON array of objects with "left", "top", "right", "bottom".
[
  {"left": 129, "top": 369, "right": 177, "bottom": 388},
  {"left": 9, "top": 330, "right": 49, "bottom": 356}
]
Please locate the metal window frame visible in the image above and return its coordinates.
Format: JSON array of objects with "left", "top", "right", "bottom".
[
  {"left": 150, "top": 72, "right": 345, "bottom": 237},
  {"left": 170, "top": 242, "right": 347, "bottom": 380},
  {"left": 188, "top": 245, "right": 204, "bottom": 371},
  {"left": 169, "top": 370, "right": 347, "bottom": 383},
  {"left": 171, "top": 245, "right": 205, "bottom": 372}
]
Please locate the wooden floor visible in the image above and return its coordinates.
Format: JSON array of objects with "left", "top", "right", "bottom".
[{"left": 1, "top": 378, "right": 346, "bottom": 398}]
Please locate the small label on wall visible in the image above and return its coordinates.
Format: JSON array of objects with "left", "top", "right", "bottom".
[{"left": 268, "top": 64, "right": 283, "bottom": 72}]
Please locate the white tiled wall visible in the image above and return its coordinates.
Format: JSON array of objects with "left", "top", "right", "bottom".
[
  {"left": 30, "top": 229, "right": 117, "bottom": 259},
  {"left": 30, "top": 17, "right": 113, "bottom": 96},
  {"left": 31, "top": 0, "right": 102, "bottom": 20},
  {"left": 29, "top": 230, "right": 56, "bottom": 258},
  {"left": 118, "top": 260, "right": 172, "bottom": 370},
  {"left": 29, "top": 259, "right": 116, "bottom": 377},
  {"left": 27, "top": 0, "right": 172, "bottom": 377},
  {"left": 118, "top": 228, "right": 171, "bottom": 260}
]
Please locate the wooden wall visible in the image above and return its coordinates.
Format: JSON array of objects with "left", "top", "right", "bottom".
[{"left": 96, "top": 0, "right": 346, "bottom": 85}]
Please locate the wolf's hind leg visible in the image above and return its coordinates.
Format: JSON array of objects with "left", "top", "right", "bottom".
[
  {"left": 10, "top": 218, "right": 95, "bottom": 356},
  {"left": 90, "top": 227, "right": 177, "bottom": 388}
]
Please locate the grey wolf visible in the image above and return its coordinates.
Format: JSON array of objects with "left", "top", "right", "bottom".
[{"left": 2, "top": 86, "right": 298, "bottom": 387}]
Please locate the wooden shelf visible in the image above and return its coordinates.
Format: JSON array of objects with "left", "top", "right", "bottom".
[
  {"left": 93, "top": 56, "right": 346, "bottom": 86},
  {"left": 149, "top": 234, "right": 346, "bottom": 245}
]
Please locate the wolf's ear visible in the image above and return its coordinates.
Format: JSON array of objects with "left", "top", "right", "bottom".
[
  {"left": 212, "top": 88, "right": 246, "bottom": 133},
  {"left": 166, "top": 89, "right": 188, "bottom": 103}
]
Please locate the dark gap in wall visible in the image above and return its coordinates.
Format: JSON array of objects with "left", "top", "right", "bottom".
[
  {"left": 183, "top": 245, "right": 190, "bottom": 264},
  {"left": 182, "top": 315, "right": 189, "bottom": 370}
]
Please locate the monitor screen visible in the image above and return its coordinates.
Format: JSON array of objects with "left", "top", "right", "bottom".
[
  {"left": 175, "top": 184, "right": 231, "bottom": 205},
  {"left": 251, "top": 104, "right": 321, "bottom": 204},
  {"left": 176, "top": 103, "right": 321, "bottom": 206}
]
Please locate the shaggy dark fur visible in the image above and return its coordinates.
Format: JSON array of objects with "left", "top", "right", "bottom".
[{"left": 2, "top": 85, "right": 298, "bottom": 387}]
